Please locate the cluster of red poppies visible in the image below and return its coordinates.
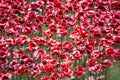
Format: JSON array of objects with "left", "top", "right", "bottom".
[{"left": 0, "top": 0, "right": 120, "bottom": 80}]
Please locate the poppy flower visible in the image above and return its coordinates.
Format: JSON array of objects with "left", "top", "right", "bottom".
[
  {"left": 14, "top": 35, "right": 30, "bottom": 46},
  {"left": 28, "top": 41, "right": 38, "bottom": 53},
  {"left": 36, "top": 16, "right": 45, "bottom": 24},
  {"left": 77, "top": 46, "right": 87, "bottom": 56},
  {"left": 40, "top": 76, "right": 51, "bottom": 80},
  {"left": 86, "top": 38, "right": 95, "bottom": 47},
  {"left": 26, "top": 11, "right": 36, "bottom": 21},
  {"left": 0, "top": 58, "right": 8, "bottom": 69},
  {"left": 17, "top": 65, "right": 28, "bottom": 75},
  {"left": 50, "top": 46, "right": 62, "bottom": 56},
  {"left": 64, "top": 15, "right": 75, "bottom": 26},
  {"left": 0, "top": 47, "right": 10, "bottom": 69},
  {"left": 74, "top": 37, "right": 85, "bottom": 46},
  {"left": 91, "top": 50, "right": 104, "bottom": 59},
  {"left": 0, "top": 47, "right": 10, "bottom": 58},
  {"left": 50, "top": 59, "right": 59, "bottom": 67},
  {"left": 50, "top": 72, "right": 61, "bottom": 80},
  {"left": 48, "top": 24, "right": 57, "bottom": 32},
  {"left": 61, "top": 60, "right": 74, "bottom": 68},
  {"left": 86, "top": 58, "right": 97, "bottom": 67},
  {"left": 93, "top": 27, "right": 101, "bottom": 38},
  {"left": 0, "top": 71, "right": 12, "bottom": 80},
  {"left": 105, "top": 47, "right": 115, "bottom": 58},
  {"left": 85, "top": 9, "right": 95, "bottom": 18},
  {"left": 32, "top": 37, "right": 46, "bottom": 45},
  {"left": 53, "top": 0, "right": 62, "bottom": 8},
  {"left": 102, "top": 27, "right": 113, "bottom": 34},
  {"left": 74, "top": 66, "right": 86, "bottom": 78},
  {"left": 28, "top": 63, "right": 42, "bottom": 77},
  {"left": 113, "top": 35, "right": 120, "bottom": 43},
  {"left": 9, "top": 60, "right": 20, "bottom": 74},
  {"left": 62, "top": 41, "right": 74, "bottom": 52},
  {"left": 27, "top": 1, "right": 43, "bottom": 12},
  {"left": 43, "top": 59, "right": 58, "bottom": 73},
  {"left": 100, "top": 59, "right": 113, "bottom": 68},
  {"left": 60, "top": 67, "right": 73, "bottom": 78},
  {"left": 72, "top": 50, "right": 83, "bottom": 60},
  {"left": 85, "top": 44, "right": 94, "bottom": 54},
  {"left": 105, "top": 33, "right": 113, "bottom": 40},
  {"left": 42, "top": 30, "right": 53, "bottom": 38},
  {"left": 115, "top": 26, "right": 120, "bottom": 34},
  {"left": 112, "top": 51, "right": 120, "bottom": 61},
  {"left": 33, "top": 49, "right": 46, "bottom": 60},
  {"left": 57, "top": 28, "right": 68, "bottom": 37},
  {"left": 59, "top": 52, "right": 69, "bottom": 60},
  {"left": 22, "top": 27, "right": 32, "bottom": 34},
  {"left": 31, "top": 23, "right": 41, "bottom": 32},
  {"left": 4, "top": 38, "right": 15, "bottom": 47},
  {"left": 41, "top": 54, "right": 53, "bottom": 62},
  {"left": 89, "top": 64, "right": 103, "bottom": 73},
  {"left": 12, "top": 50, "right": 26, "bottom": 60},
  {"left": 22, "top": 56, "right": 34, "bottom": 67},
  {"left": 47, "top": 39, "right": 61, "bottom": 47},
  {"left": 43, "top": 63, "right": 55, "bottom": 74}
]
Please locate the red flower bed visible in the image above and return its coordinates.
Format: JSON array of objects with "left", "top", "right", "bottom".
[{"left": 0, "top": 0, "right": 120, "bottom": 80}]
